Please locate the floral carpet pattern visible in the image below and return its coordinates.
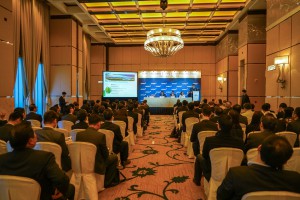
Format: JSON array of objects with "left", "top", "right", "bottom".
[{"left": 99, "top": 115, "right": 205, "bottom": 200}]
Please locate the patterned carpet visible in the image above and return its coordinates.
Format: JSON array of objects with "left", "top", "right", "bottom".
[{"left": 99, "top": 115, "right": 205, "bottom": 200}]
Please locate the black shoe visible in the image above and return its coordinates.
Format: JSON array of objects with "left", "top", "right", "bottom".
[
  {"left": 193, "top": 178, "right": 201, "bottom": 186},
  {"left": 122, "top": 160, "right": 131, "bottom": 167}
]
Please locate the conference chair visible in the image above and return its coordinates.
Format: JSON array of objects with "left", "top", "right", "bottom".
[
  {"left": 58, "top": 120, "right": 73, "bottom": 132},
  {"left": 70, "top": 129, "right": 85, "bottom": 142},
  {"left": 0, "top": 139, "right": 7, "bottom": 155},
  {"left": 32, "top": 127, "right": 42, "bottom": 132},
  {"left": 137, "top": 113, "right": 143, "bottom": 137},
  {"left": 240, "top": 123, "right": 247, "bottom": 142},
  {"left": 55, "top": 128, "right": 70, "bottom": 138},
  {"left": 34, "top": 142, "right": 62, "bottom": 169},
  {"left": 0, "top": 175, "right": 41, "bottom": 200},
  {"left": 246, "top": 148, "right": 258, "bottom": 164},
  {"left": 178, "top": 111, "right": 186, "bottom": 145},
  {"left": 68, "top": 142, "right": 104, "bottom": 200},
  {"left": 284, "top": 147, "right": 300, "bottom": 173},
  {"left": 98, "top": 129, "right": 114, "bottom": 154},
  {"left": 275, "top": 131, "right": 297, "bottom": 147},
  {"left": 247, "top": 131, "right": 261, "bottom": 138},
  {"left": 27, "top": 119, "right": 41, "bottom": 127},
  {"left": 197, "top": 131, "right": 217, "bottom": 154},
  {"left": 241, "top": 191, "right": 300, "bottom": 200},
  {"left": 114, "top": 120, "right": 131, "bottom": 152},
  {"left": 127, "top": 116, "right": 136, "bottom": 145},
  {"left": 204, "top": 148, "right": 244, "bottom": 200},
  {"left": 185, "top": 117, "right": 199, "bottom": 158}
]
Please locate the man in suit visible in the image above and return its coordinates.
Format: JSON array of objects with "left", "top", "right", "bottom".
[
  {"left": 71, "top": 109, "right": 88, "bottom": 130},
  {"left": 0, "top": 123, "right": 74, "bottom": 200},
  {"left": 76, "top": 114, "right": 118, "bottom": 187},
  {"left": 193, "top": 115, "right": 244, "bottom": 186},
  {"left": 100, "top": 109, "right": 130, "bottom": 167},
  {"left": 217, "top": 135, "right": 300, "bottom": 200},
  {"left": 128, "top": 103, "right": 138, "bottom": 135},
  {"left": 245, "top": 113, "right": 276, "bottom": 153},
  {"left": 188, "top": 83, "right": 198, "bottom": 97},
  {"left": 61, "top": 104, "right": 77, "bottom": 124},
  {"left": 114, "top": 103, "right": 129, "bottom": 137},
  {"left": 35, "top": 111, "right": 71, "bottom": 172},
  {"left": 159, "top": 91, "right": 166, "bottom": 97},
  {"left": 14, "top": 107, "right": 31, "bottom": 126},
  {"left": 142, "top": 100, "right": 150, "bottom": 126},
  {"left": 241, "top": 89, "right": 250, "bottom": 108},
  {"left": 210, "top": 106, "right": 223, "bottom": 123},
  {"left": 59, "top": 91, "right": 67, "bottom": 114},
  {"left": 190, "top": 106, "right": 218, "bottom": 157},
  {"left": 0, "top": 111, "right": 23, "bottom": 142},
  {"left": 25, "top": 104, "right": 42, "bottom": 123},
  {"left": 232, "top": 104, "right": 248, "bottom": 125},
  {"left": 287, "top": 107, "right": 300, "bottom": 147},
  {"left": 181, "top": 102, "right": 199, "bottom": 132}
]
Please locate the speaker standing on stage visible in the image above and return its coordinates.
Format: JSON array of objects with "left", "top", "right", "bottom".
[
  {"left": 241, "top": 89, "right": 250, "bottom": 107},
  {"left": 188, "top": 84, "right": 198, "bottom": 97}
]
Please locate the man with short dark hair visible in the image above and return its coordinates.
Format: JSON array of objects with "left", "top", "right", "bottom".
[
  {"left": 210, "top": 106, "right": 223, "bottom": 123},
  {"left": 245, "top": 113, "right": 276, "bottom": 153},
  {"left": 127, "top": 103, "right": 138, "bottom": 135},
  {"left": 0, "top": 111, "right": 23, "bottom": 142},
  {"left": 277, "top": 102, "right": 288, "bottom": 119},
  {"left": 241, "top": 89, "right": 250, "bottom": 107},
  {"left": 193, "top": 115, "right": 244, "bottom": 186},
  {"left": 71, "top": 109, "right": 88, "bottom": 130},
  {"left": 25, "top": 104, "right": 42, "bottom": 123},
  {"left": 35, "top": 111, "right": 71, "bottom": 172},
  {"left": 232, "top": 104, "right": 248, "bottom": 125},
  {"left": 217, "top": 135, "right": 300, "bottom": 200},
  {"left": 0, "top": 123, "right": 75, "bottom": 200},
  {"left": 100, "top": 109, "right": 130, "bottom": 167},
  {"left": 59, "top": 92, "right": 67, "bottom": 114},
  {"left": 287, "top": 107, "right": 300, "bottom": 147},
  {"left": 76, "top": 114, "right": 118, "bottom": 187},
  {"left": 14, "top": 107, "right": 31, "bottom": 125},
  {"left": 61, "top": 104, "right": 77, "bottom": 124},
  {"left": 241, "top": 103, "right": 254, "bottom": 124},
  {"left": 181, "top": 102, "right": 199, "bottom": 132}
]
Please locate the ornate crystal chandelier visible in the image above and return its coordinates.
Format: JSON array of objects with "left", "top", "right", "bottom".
[{"left": 144, "top": 28, "right": 184, "bottom": 57}]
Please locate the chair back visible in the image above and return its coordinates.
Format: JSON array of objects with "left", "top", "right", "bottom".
[
  {"left": 197, "top": 131, "right": 217, "bottom": 154},
  {"left": 127, "top": 116, "right": 134, "bottom": 132},
  {"left": 0, "top": 140, "right": 7, "bottom": 155},
  {"left": 54, "top": 128, "right": 70, "bottom": 138},
  {"left": 32, "top": 127, "right": 42, "bottom": 132},
  {"left": 113, "top": 120, "right": 126, "bottom": 138},
  {"left": 70, "top": 129, "right": 85, "bottom": 142},
  {"left": 137, "top": 113, "right": 143, "bottom": 137},
  {"left": 246, "top": 148, "right": 258, "bottom": 164},
  {"left": 178, "top": 111, "right": 186, "bottom": 127},
  {"left": 58, "top": 120, "right": 73, "bottom": 132},
  {"left": 185, "top": 117, "right": 199, "bottom": 136},
  {"left": 241, "top": 191, "right": 300, "bottom": 200},
  {"left": 137, "top": 113, "right": 142, "bottom": 126},
  {"left": 34, "top": 142, "right": 62, "bottom": 169},
  {"left": 275, "top": 131, "right": 297, "bottom": 147},
  {"left": 247, "top": 131, "right": 261, "bottom": 138},
  {"left": 0, "top": 175, "right": 41, "bottom": 200},
  {"left": 208, "top": 148, "right": 244, "bottom": 200},
  {"left": 284, "top": 147, "right": 300, "bottom": 173},
  {"left": 27, "top": 120, "right": 41, "bottom": 127},
  {"left": 98, "top": 129, "right": 114, "bottom": 154}
]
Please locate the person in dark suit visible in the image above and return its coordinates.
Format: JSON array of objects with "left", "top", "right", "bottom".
[
  {"left": 35, "top": 111, "right": 71, "bottom": 172},
  {"left": 217, "top": 135, "right": 300, "bottom": 200},
  {"left": 287, "top": 107, "right": 300, "bottom": 147},
  {"left": 245, "top": 113, "right": 276, "bottom": 153},
  {"left": 61, "top": 104, "right": 77, "bottom": 124},
  {"left": 114, "top": 103, "right": 129, "bottom": 137},
  {"left": 177, "top": 100, "right": 188, "bottom": 114},
  {"left": 181, "top": 102, "right": 199, "bottom": 132},
  {"left": 193, "top": 101, "right": 202, "bottom": 114},
  {"left": 127, "top": 103, "right": 138, "bottom": 135},
  {"left": 25, "top": 104, "right": 42, "bottom": 123},
  {"left": 142, "top": 100, "right": 150, "bottom": 126},
  {"left": 0, "top": 123, "right": 74, "bottom": 200},
  {"left": 59, "top": 91, "right": 67, "bottom": 114},
  {"left": 210, "top": 106, "right": 223, "bottom": 123},
  {"left": 0, "top": 111, "right": 23, "bottom": 142},
  {"left": 188, "top": 84, "right": 198, "bottom": 97},
  {"left": 76, "top": 114, "right": 118, "bottom": 187},
  {"left": 14, "top": 107, "right": 31, "bottom": 126},
  {"left": 241, "top": 89, "right": 250, "bottom": 108},
  {"left": 193, "top": 115, "right": 244, "bottom": 186},
  {"left": 228, "top": 110, "right": 244, "bottom": 140},
  {"left": 232, "top": 104, "right": 248, "bottom": 125},
  {"left": 71, "top": 109, "right": 88, "bottom": 130},
  {"left": 190, "top": 106, "right": 218, "bottom": 158},
  {"left": 100, "top": 109, "right": 130, "bottom": 167},
  {"left": 246, "top": 111, "right": 263, "bottom": 135},
  {"left": 159, "top": 91, "right": 166, "bottom": 97}
]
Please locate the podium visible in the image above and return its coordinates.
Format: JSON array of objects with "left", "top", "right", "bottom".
[{"left": 192, "top": 91, "right": 200, "bottom": 101}]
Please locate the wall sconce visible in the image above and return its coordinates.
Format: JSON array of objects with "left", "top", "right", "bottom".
[
  {"left": 217, "top": 76, "right": 226, "bottom": 92},
  {"left": 274, "top": 55, "right": 289, "bottom": 88}
]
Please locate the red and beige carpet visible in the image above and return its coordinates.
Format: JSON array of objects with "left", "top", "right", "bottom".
[{"left": 99, "top": 115, "right": 205, "bottom": 200}]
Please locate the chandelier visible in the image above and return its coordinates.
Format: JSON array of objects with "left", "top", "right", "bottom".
[{"left": 144, "top": 28, "right": 184, "bottom": 57}]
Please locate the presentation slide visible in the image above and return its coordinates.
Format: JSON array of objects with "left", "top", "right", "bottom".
[{"left": 103, "top": 71, "right": 138, "bottom": 98}]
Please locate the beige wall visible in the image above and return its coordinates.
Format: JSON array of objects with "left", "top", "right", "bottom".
[
  {"left": 0, "top": 0, "right": 14, "bottom": 115},
  {"left": 266, "top": 6, "right": 300, "bottom": 109}
]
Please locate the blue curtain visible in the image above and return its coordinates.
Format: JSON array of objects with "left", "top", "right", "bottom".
[
  {"left": 34, "top": 64, "right": 46, "bottom": 116},
  {"left": 14, "top": 58, "right": 25, "bottom": 108}
]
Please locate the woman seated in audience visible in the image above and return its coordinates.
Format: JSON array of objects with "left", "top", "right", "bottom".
[
  {"left": 228, "top": 110, "right": 243, "bottom": 140},
  {"left": 246, "top": 111, "right": 263, "bottom": 135},
  {"left": 275, "top": 106, "right": 294, "bottom": 132}
]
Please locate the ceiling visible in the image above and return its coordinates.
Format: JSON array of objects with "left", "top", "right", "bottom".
[{"left": 47, "top": 0, "right": 265, "bottom": 45}]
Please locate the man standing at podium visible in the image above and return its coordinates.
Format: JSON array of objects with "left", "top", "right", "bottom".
[{"left": 188, "top": 84, "right": 198, "bottom": 97}]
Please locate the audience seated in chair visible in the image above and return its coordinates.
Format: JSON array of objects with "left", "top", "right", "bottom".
[
  {"left": 25, "top": 104, "right": 42, "bottom": 123},
  {"left": 61, "top": 104, "right": 77, "bottom": 124},
  {"left": 127, "top": 103, "right": 138, "bottom": 135},
  {"left": 35, "top": 111, "right": 71, "bottom": 172},
  {"left": 71, "top": 109, "right": 89, "bottom": 130},
  {"left": 287, "top": 107, "right": 300, "bottom": 147},
  {"left": 182, "top": 102, "right": 199, "bottom": 133},
  {"left": 0, "top": 112, "right": 23, "bottom": 142},
  {"left": 0, "top": 123, "right": 75, "bottom": 200},
  {"left": 217, "top": 135, "right": 300, "bottom": 200},
  {"left": 76, "top": 114, "right": 119, "bottom": 187}
]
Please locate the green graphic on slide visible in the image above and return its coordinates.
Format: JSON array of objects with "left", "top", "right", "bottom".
[{"left": 103, "top": 87, "right": 112, "bottom": 97}]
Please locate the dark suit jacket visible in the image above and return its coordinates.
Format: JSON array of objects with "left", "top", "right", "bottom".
[
  {"left": 0, "top": 148, "right": 70, "bottom": 200},
  {"left": 241, "top": 94, "right": 250, "bottom": 106},
  {"left": 0, "top": 120, "right": 7, "bottom": 127},
  {"left": 100, "top": 122, "right": 123, "bottom": 154},
  {"left": 286, "top": 119, "right": 300, "bottom": 147},
  {"left": 239, "top": 114, "right": 248, "bottom": 125},
  {"left": 217, "top": 164, "right": 300, "bottom": 200},
  {"left": 190, "top": 119, "right": 218, "bottom": 156},
  {"left": 25, "top": 112, "right": 42, "bottom": 123},
  {"left": 76, "top": 127, "right": 109, "bottom": 174},
  {"left": 59, "top": 96, "right": 66, "bottom": 112},
  {"left": 128, "top": 111, "right": 138, "bottom": 134},
  {"left": 245, "top": 130, "right": 274, "bottom": 153},
  {"left": 182, "top": 110, "right": 199, "bottom": 132},
  {"left": 35, "top": 127, "right": 71, "bottom": 172},
  {"left": 71, "top": 121, "right": 88, "bottom": 130},
  {"left": 0, "top": 123, "right": 14, "bottom": 142},
  {"left": 61, "top": 114, "right": 77, "bottom": 124},
  {"left": 114, "top": 115, "right": 129, "bottom": 136}
]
